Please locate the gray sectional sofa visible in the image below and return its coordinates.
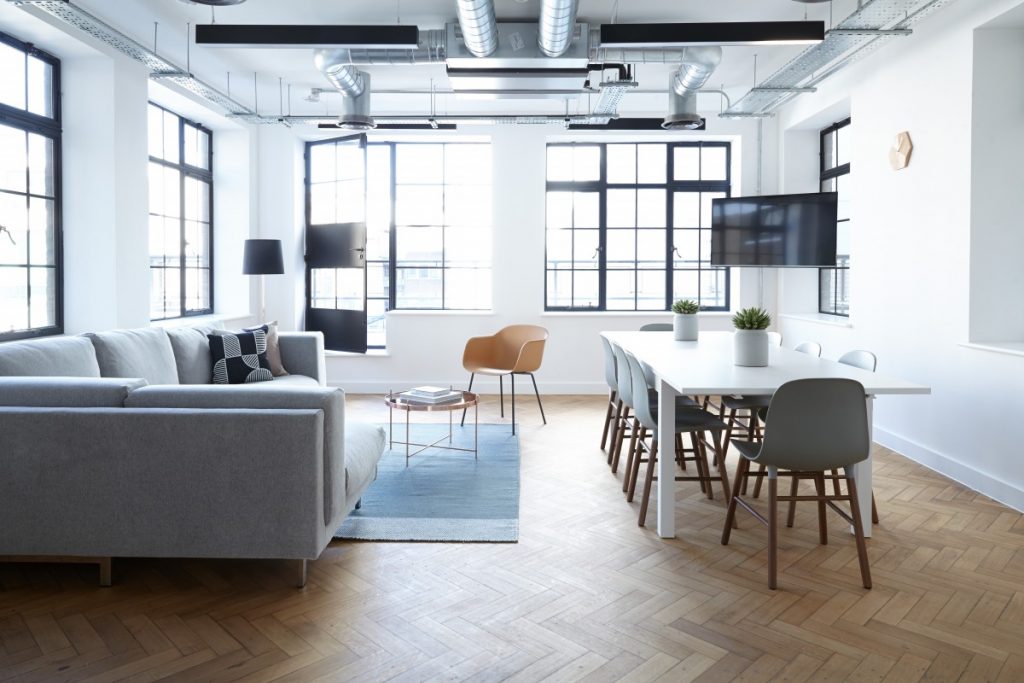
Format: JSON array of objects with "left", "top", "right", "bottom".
[{"left": 0, "top": 324, "right": 385, "bottom": 587}]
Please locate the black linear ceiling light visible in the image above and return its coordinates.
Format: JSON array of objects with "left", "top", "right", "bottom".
[
  {"left": 599, "top": 21, "right": 825, "bottom": 48},
  {"left": 195, "top": 24, "right": 419, "bottom": 49}
]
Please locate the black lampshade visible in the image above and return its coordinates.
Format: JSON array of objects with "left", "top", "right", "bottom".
[{"left": 242, "top": 239, "right": 284, "bottom": 275}]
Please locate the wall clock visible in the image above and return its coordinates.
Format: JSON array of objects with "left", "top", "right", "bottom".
[{"left": 889, "top": 131, "right": 913, "bottom": 170}]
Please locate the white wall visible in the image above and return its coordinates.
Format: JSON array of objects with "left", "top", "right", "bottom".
[
  {"left": 258, "top": 113, "right": 779, "bottom": 394},
  {"left": 775, "top": 0, "right": 1024, "bottom": 510}
]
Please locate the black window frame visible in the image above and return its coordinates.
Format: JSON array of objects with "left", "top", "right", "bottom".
[
  {"left": 544, "top": 140, "right": 732, "bottom": 312},
  {"left": 147, "top": 101, "right": 214, "bottom": 321},
  {"left": 0, "top": 29, "right": 62, "bottom": 343},
  {"left": 818, "top": 117, "right": 851, "bottom": 317}
]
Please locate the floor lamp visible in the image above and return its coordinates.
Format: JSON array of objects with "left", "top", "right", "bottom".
[{"left": 242, "top": 239, "right": 284, "bottom": 323}]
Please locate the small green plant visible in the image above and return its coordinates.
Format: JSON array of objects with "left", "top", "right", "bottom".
[
  {"left": 672, "top": 299, "right": 699, "bottom": 315},
  {"left": 731, "top": 307, "right": 771, "bottom": 330}
]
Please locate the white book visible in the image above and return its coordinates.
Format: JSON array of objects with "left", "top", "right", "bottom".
[
  {"left": 407, "top": 385, "right": 451, "bottom": 398},
  {"left": 399, "top": 390, "right": 463, "bottom": 404}
]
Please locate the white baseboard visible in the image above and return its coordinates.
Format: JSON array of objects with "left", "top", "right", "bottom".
[
  {"left": 327, "top": 380, "right": 608, "bottom": 395},
  {"left": 874, "top": 426, "right": 1024, "bottom": 513}
]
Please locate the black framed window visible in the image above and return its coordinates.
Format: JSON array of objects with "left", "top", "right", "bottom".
[
  {"left": 544, "top": 141, "right": 731, "bottom": 311},
  {"left": 0, "top": 30, "right": 61, "bottom": 342},
  {"left": 147, "top": 102, "right": 213, "bottom": 320},
  {"left": 819, "top": 118, "right": 850, "bottom": 316},
  {"left": 306, "top": 138, "right": 492, "bottom": 349}
]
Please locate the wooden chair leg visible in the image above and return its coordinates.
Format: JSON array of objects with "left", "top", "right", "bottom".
[
  {"left": 722, "top": 458, "right": 750, "bottom": 544},
  {"left": 607, "top": 400, "right": 623, "bottom": 464},
  {"left": 615, "top": 416, "right": 638, "bottom": 477},
  {"left": 723, "top": 408, "right": 738, "bottom": 460},
  {"left": 710, "top": 430, "right": 732, "bottom": 504},
  {"left": 768, "top": 473, "right": 779, "bottom": 590},
  {"left": 99, "top": 557, "right": 112, "bottom": 587},
  {"left": 814, "top": 473, "right": 828, "bottom": 545},
  {"left": 845, "top": 469, "right": 873, "bottom": 589},
  {"left": 871, "top": 492, "right": 879, "bottom": 525},
  {"left": 831, "top": 468, "right": 842, "bottom": 496},
  {"left": 612, "top": 406, "right": 630, "bottom": 468},
  {"left": 626, "top": 426, "right": 646, "bottom": 500},
  {"left": 786, "top": 475, "right": 800, "bottom": 528},
  {"left": 692, "top": 432, "right": 714, "bottom": 500},
  {"left": 752, "top": 464, "right": 767, "bottom": 498},
  {"left": 600, "top": 390, "right": 616, "bottom": 451},
  {"left": 676, "top": 432, "right": 687, "bottom": 471},
  {"left": 638, "top": 441, "right": 659, "bottom": 527}
]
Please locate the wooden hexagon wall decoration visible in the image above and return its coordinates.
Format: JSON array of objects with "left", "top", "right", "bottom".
[{"left": 889, "top": 131, "right": 913, "bottom": 171}]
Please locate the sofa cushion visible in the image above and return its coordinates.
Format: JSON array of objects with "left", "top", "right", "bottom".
[
  {"left": 85, "top": 328, "right": 179, "bottom": 385},
  {"left": 344, "top": 423, "right": 386, "bottom": 501},
  {"left": 166, "top": 323, "right": 224, "bottom": 385},
  {"left": 0, "top": 336, "right": 101, "bottom": 377},
  {"left": 245, "top": 321, "right": 288, "bottom": 377},
  {"left": 0, "top": 377, "right": 147, "bottom": 407},
  {"left": 209, "top": 328, "right": 273, "bottom": 384}
]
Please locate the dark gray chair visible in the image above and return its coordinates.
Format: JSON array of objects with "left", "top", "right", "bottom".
[
  {"left": 623, "top": 352, "right": 731, "bottom": 527},
  {"left": 721, "top": 378, "right": 873, "bottom": 590}
]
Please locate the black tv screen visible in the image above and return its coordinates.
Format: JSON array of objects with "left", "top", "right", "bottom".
[{"left": 710, "top": 192, "right": 838, "bottom": 267}]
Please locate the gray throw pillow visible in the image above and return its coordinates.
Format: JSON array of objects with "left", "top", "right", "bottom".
[
  {"left": 166, "top": 323, "right": 225, "bottom": 384},
  {"left": 245, "top": 321, "right": 288, "bottom": 377},
  {"left": 85, "top": 327, "right": 180, "bottom": 385}
]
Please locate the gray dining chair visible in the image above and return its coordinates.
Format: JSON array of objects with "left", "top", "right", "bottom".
[
  {"left": 767, "top": 331, "right": 783, "bottom": 347},
  {"left": 639, "top": 323, "right": 672, "bottom": 331},
  {"left": 794, "top": 340, "right": 822, "bottom": 357},
  {"left": 721, "top": 378, "right": 873, "bottom": 590},
  {"left": 609, "top": 343, "right": 639, "bottom": 477},
  {"left": 599, "top": 336, "right": 620, "bottom": 454},
  {"left": 623, "top": 352, "right": 731, "bottom": 527},
  {"left": 837, "top": 349, "right": 879, "bottom": 525}
]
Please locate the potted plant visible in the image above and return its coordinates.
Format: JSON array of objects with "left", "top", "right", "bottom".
[
  {"left": 732, "top": 307, "right": 772, "bottom": 367},
  {"left": 671, "top": 299, "right": 700, "bottom": 341}
]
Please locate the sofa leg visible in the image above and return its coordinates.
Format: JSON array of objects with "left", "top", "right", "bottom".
[
  {"left": 294, "top": 559, "right": 308, "bottom": 588},
  {"left": 99, "top": 557, "right": 112, "bottom": 587}
]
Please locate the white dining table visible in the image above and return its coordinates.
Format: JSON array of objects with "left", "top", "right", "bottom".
[{"left": 601, "top": 330, "right": 931, "bottom": 539}]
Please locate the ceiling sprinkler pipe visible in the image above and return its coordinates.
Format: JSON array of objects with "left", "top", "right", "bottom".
[
  {"left": 455, "top": 0, "right": 499, "bottom": 57},
  {"left": 538, "top": 0, "right": 579, "bottom": 57}
]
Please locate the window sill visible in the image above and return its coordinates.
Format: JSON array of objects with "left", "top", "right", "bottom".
[
  {"left": 325, "top": 349, "right": 390, "bottom": 358},
  {"left": 387, "top": 310, "right": 494, "bottom": 316},
  {"left": 779, "top": 313, "right": 853, "bottom": 328},
  {"left": 540, "top": 311, "right": 734, "bottom": 318},
  {"left": 151, "top": 312, "right": 251, "bottom": 329},
  {"left": 959, "top": 341, "right": 1024, "bottom": 358}
]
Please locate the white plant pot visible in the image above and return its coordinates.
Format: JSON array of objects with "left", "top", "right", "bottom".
[
  {"left": 673, "top": 314, "right": 698, "bottom": 341},
  {"left": 734, "top": 329, "right": 769, "bottom": 367}
]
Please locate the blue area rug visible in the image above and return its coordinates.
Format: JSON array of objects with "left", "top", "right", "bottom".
[{"left": 335, "top": 424, "right": 520, "bottom": 542}]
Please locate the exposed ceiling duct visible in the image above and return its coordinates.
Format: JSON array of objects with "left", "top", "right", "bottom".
[
  {"left": 663, "top": 46, "right": 722, "bottom": 130},
  {"left": 537, "top": 0, "right": 579, "bottom": 58},
  {"left": 723, "top": 0, "right": 957, "bottom": 116},
  {"left": 314, "top": 50, "right": 374, "bottom": 129},
  {"left": 455, "top": 0, "right": 499, "bottom": 57}
]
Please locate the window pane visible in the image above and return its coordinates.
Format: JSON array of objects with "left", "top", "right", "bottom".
[
  {"left": 148, "top": 105, "right": 163, "bottom": 159},
  {"left": 309, "top": 143, "right": 335, "bottom": 183},
  {"left": 673, "top": 270, "right": 699, "bottom": 302},
  {"left": 445, "top": 269, "right": 491, "bottom": 309},
  {"left": 0, "top": 124, "right": 27, "bottom": 193},
  {"left": 367, "top": 299, "right": 387, "bottom": 348},
  {"left": 573, "top": 229, "right": 599, "bottom": 269},
  {"left": 28, "top": 133, "right": 54, "bottom": 198},
  {"left": 184, "top": 177, "right": 210, "bottom": 222},
  {"left": 162, "top": 166, "right": 181, "bottom": 218},
  {"left": 396, "top": 144, "right": 443, "bottom": 184},
  {"left": 336, "top": 179, "right": 365, "bottom": 223},
  {"left": 0, "top": 191, "right": 27, "bottom": 264},
  {"left": 162, "top": 110, "right": 179, "bottom": 164},
  {"left": 0, "top": 42, "right": 26, "bottom": 110},
  {"left": 184, "top": 267, "right": 210, "bottom": 312},
  {"left": 637, "top": 144, "right": 666, "bottom": 183},
  {"left": 701, "top": 269, "right": 727, "bottom": 308},
  {"left": 0, "top": 266, "right": 29, "bottom": 332},
  {"left": 396, "top": 268, "right": 442, "bottom": 308},
  {"left": 396, "top": 226, "right": 443, "bottom": 267},
  {"left": 573, "top": 271, "right": 599, "bottom": 308},
  {"left": 836, "top": 124, "right": 850, "bottom": 167},
  {"left": 636, "top": 229, "right": 665, "bottom": 269},
  {"left": 162, "top": 268, "right": 181, "bottom": 319},
  {"left": 546, "top": 229, "right": 572, "bottom": 270},
  {"left": 27, "top": 56, "right": 52, "bottom": 117},
  {"left": 445, "top": 185, "right": 490, "bottom": 226},
  {"left": 822, "top": 130, "right": 836, "bottom": 170},
  {"left": 637, "top": 270, "right": 664, "bottom": 310},
  {"left": 28, "top": 197, "right": 54, "bottom": 266},
  {"left": 606, "top": 144, "right": 636, "bottom": 184},
  {"left": 546, "top": 191, "right": 572, "bottom": 229},
  {"left": 335, "top": 267, "right": 364, "bottom": 310},
  {"left": 395, "top": 185, "right": 442, "bottom": 225},
  {"left": 606, "top": 270, "right": 634, "bottom": 310},
  {"left": 573, "top": 192, "right": 599, "bottom": 228},
  {"left": 673, "top": 192, "right": 699, "bottom": 228},
  {"left": 28, "top": 266, "right": 55, "bottom": 328},
  {"left": 673, "top": 229, "right": 699, "bottom": 267},
  {"left": 546, "top": 146, "right": 573, "bottom": 182},
  {"left": 183, "top": 124, "right": 210, "bottom": 169},
  {"left": 367, "top": 262, "right": 389, "bottom": 299},
  {"left": 702, "top": 146, "right": 727, "bottom": 181},
  {"left": 607, "top": 189, "right": 635, "bottom": 228},
  {"left": 606, "top": 230, "right": 635, "bottom": 269},
  {"left": 835, "top": 174, "right": 851, "bottom": 222},
  {"left": 674, "top": 146, "right": 699, "bottom": 181},
  {"left": 573, "top": 146, "right": 600, "bottom": 181},
  {"left": 184, "top": 220, "right": 210, "bottom": 268},
  {"left": 309, "top": 183, "right": 335, "bottom": 225},
  {"left": 336, "top": 143, "right": 363, "bottom": 180},
  {"left": 636, "top": 189, "right": 665, "bottom": 228},
  {"left": 444, "top": 144, "right": 491, "bottom": 186},
  {"left": 700, "top": 192, "right": 724, "bottom": 228},
  {"left": 445, "top": 226, "right": 490, "bottom": 268},
  {"left": 547, "top": 270, "right": 571, "bottom": 307},
  {"left": 311, "top": 268, "right": 336, "bottom": 308}
]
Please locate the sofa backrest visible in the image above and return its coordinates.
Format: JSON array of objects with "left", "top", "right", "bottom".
[
  {"left": 0, "top": 336, "right": 101, "bottom": 377},
  {"left": 0, "top": 377, "right": 147, "bottom": 407},
  {"left": 85, "top": 328, "right": 179, "bottom": 385},
  {"left": 165, "top": 323, "right": 225, "bottom": 384}
]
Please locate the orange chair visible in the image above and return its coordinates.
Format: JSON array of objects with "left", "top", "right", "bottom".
[{"left": 460, "top": 325, "right": 549, "bottom": 434}]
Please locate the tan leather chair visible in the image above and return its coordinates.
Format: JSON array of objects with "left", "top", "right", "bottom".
[{"left": 460, "top": 325, "right": 548, "bottom": 434}]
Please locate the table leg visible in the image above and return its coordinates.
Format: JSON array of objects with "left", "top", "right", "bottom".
[
  {"left": 475, "top": 402, "right": 479, "bottom": 460},
  {"left": 405, "top": 408, "right": 410, "bottom": 467},
  {"left": 449, "top": 407, "right": 453, "bottom": 444},
  {"left": 657, "top": 379, "right": 679, "bottom": 538},
  {"left": 389, "top": 404, "right": 393, "bottom": 450},
  {"left": 850, "top": 395, "right": 874, "bottom": 538}
]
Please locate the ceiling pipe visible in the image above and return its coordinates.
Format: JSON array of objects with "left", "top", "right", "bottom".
[
  {"left": 455, "top": 0, "right": 499, "bottom": 57},
  {"left": 538, "top": 0, "right": 579, "bottom": 57},
  {"left": 314, "top": 49, "right": 374, "bottom": 129},
  {"left": 663, "top": 45, "right": 722, "bottom": 130}
]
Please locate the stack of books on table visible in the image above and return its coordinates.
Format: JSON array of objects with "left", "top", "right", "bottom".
[{"left": 398, "top": 386, "right": 464, "bottom": 405}]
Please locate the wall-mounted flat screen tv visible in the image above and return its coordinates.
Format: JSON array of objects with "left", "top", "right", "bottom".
[{"left": 710, "top": 192, "right": 838, "bottom": 267}]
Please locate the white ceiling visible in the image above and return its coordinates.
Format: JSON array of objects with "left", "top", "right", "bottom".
[{"left": 45, "top": 0, "right": 863, "bottom": 117}]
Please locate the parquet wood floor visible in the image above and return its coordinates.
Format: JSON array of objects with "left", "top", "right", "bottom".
[{"left": 2, "top": 394, "right": 1023, "bottom": 682}]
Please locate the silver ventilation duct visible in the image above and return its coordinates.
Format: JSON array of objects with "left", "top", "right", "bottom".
[
  {"left": 538, "top": 0, "right": 579, "bottom": 57},
  {"left": 455, "top": 0, "right": 499, "bottom": 57},
  {"left": 663, "top": 46, "right": 722, "bottom": 130},
  {"left": 314, "top": 50, "right": 374, "bottom": 129},
  {"left": 338, "top": 30, "right": 447, "bottom": 65}
]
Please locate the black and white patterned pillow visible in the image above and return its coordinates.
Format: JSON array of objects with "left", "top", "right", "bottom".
[{"left": 208, "top": 327, "right": 273, "bottom": 384}]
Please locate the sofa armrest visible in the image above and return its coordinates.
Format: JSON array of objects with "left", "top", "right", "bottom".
[
  {"left": 0, "top": 407, "right": 326, "bottom": 559},
  {"left": 0, "top": 377, "right": 147, "bottom": 407},
  {"left": 278, "top": 332, "right": 326, "bottom": 385},
  {"left": 125, "top": 384, "right": 346, "bottom": 524}
]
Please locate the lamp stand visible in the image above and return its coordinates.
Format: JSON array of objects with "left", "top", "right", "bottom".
[{"left": 258, "top": 274, "right": 267, "bottom": 324}]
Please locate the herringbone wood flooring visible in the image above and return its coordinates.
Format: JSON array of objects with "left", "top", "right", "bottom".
[{"left": 2, "top": 394, "right": 1023, "bottom": 682}]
